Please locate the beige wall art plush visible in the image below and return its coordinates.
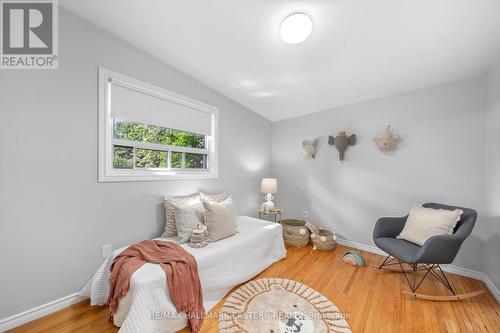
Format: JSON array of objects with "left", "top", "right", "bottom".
[
  {"left": 374, "top": 125, "right": 400, "bottom": 152},
  {"left": 302, "top": 138, "right": 319, "bottom": 159}
]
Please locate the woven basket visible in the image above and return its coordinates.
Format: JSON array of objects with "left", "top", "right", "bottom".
[
  {"left": 282, "top": 219, "right": 310, "bottom": 247},
  {"left": 311, "top": 229, "right": 336, "bottom": 251}
]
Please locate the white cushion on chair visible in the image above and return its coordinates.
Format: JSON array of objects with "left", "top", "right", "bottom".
[{"left": 397, "top": 204, "right": 463, "bottom": 246}]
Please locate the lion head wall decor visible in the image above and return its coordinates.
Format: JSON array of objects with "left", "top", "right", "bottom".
[
  {"left": 302, "top": 138, "right": 319, "bottom": 159},
  {"left": 374, "top": 125, "right": 399, "bottom": 152},
  {"left": 328, "top": 131, "right": 356, "bottom": 161}
]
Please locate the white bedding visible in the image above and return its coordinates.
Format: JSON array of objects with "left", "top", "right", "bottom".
[{"left": 80, "top": 216, "right": 286, "bottom": 333}]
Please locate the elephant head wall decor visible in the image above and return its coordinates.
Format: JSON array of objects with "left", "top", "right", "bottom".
[
  {"left": 328, "top": 131, "right": 356, "bottom": 161},
  {"left": 302, "top": 138, "right": 319, "bottom": 159},
  {"left": 374, "top": 125, "right": 399, "bottom": 152}
]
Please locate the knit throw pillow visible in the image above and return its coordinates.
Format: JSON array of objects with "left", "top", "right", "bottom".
[
  {"left": 172, "top": 201, "right": 205, "bottom": 244},
  {"left": 162, "top": 194, "right": 200, "bottom": 237}
]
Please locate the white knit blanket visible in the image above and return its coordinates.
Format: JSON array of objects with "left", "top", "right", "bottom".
[{"left": 80, "top": 216, "right": 286, "bottom": 333}]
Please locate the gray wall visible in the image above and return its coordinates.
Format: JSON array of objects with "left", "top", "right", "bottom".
[
  {"left": 272, "top": 77, "right": 488, "bottom": 274},
  {"left": 484, "top": 60, "right": 500, "bottom": 288},
  {"left": 0, "top": 10, "right": 272, "bottom": 318}
]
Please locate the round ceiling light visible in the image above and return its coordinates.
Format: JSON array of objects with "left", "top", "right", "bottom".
[{"left": 280, "top": 13, "right": 313, "bottom": 44}]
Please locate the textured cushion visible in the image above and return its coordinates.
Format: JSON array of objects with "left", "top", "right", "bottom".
[
  {"left": 199, "top": 192, "right": 230, "bottom": 203},
  {"left": 397, "top": 204, "right": 463, "bottom": 246},
  {"left": 162, "top": 194, "right": 200, "bottom": 237},
  {"left": 203, "top": 197, "right": 238, "bottom": 242},
  {"left": 374, "top": 237, "right": 422, "bottom": 263},
  {"left": 173, "top": 201, "right": 204, "bottom": 244}
]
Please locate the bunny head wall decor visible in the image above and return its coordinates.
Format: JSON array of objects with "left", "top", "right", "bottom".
[
  {"left": 328, "top": 131, "right": 356, "bottom": 161},
  {"left": 374, "top": 125, "right": 399, "bottom": 152},
  {"left": 302, "top": 138, "right": 319, "bottom": 159}
]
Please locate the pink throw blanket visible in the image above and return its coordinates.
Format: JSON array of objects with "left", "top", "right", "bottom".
[{"left": 107, "top": 240, "right": 205, "bottom": 332}]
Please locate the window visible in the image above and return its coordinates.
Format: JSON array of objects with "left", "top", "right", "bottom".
[{"left": 99, "top": 67, "right": 218, "bottom": 182}]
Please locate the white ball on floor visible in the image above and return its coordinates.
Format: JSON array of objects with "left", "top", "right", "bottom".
[
  {"left": 299, "top": 228, "right": 306, "bottom": 235},
  {"left": 320, "top": 236, "right": 326, "bottom": 242}
]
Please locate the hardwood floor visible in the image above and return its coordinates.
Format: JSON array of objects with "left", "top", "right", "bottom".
[{"left": 9, "top": 245, "right": 499, "bottom": 333}]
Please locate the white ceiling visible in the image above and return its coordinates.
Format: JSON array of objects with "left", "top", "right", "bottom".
[{"left": 61, "top": 0, "right": 500, "bottom": 121}]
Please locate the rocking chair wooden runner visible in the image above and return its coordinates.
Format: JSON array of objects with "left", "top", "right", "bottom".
[{"left": 372, "top": 203, "right": 484, "bottom": 301}]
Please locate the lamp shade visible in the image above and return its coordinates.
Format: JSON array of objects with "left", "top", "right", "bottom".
[{"left": 261, "top": 178, "right": 278, "bottom": 193}]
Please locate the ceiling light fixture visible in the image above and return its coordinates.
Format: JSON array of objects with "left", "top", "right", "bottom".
[{"left": 280, "top": 12, "right": 313, "bottom": 44}]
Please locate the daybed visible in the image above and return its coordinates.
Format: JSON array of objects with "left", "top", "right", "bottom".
[{"left": 80, "top": 216, "right": 286, "bottom": 333}]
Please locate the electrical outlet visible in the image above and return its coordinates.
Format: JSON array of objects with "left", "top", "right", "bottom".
[
  {"left": 303, "top": 211, "right": 308, "bottom": 219},
  {"left": 102, "top": 244, "right": 112, "bottom": 259}
]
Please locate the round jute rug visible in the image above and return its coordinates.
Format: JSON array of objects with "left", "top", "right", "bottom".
[{"left": 219, "top": 278, "right": 351, "bottom": 333}]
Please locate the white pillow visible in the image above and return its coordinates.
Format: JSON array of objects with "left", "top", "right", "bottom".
[
  {"left": 199, "top": 192, "right": 230, "bottom": 203},
  {"left": 162, "top": 194, "right": 200, "bottom": 237},
  {"left": 397, "top": 204, "right": 463, "bottom": 246},
  {"left": 202, "top": 197, "right": 238, "bottom": 242},
  {"left": 172, "top": 201, "right": 204, "bottom": 244}
]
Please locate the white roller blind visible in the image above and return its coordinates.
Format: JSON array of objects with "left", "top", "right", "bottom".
[{"left": 110, "top": 82, "right": 212, "bottom": 136}]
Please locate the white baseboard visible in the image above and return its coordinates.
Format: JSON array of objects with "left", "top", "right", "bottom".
[
  {"left": 336, "top": 238, "right": 387, "bottom": 256},
  {"left": 482, "top": 274, "right": 500, "bottom": 302},
  {"left": 336, "top": 238, "right": 500, "bottom": 303},
  {"left": 0, "top": 293, "right": 87, "bottom": 332},
  {"left": 441, "top": 263, "right": 484, "bottom": 280}
]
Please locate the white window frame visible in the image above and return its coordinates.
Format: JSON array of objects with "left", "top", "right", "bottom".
[{"left": 98, "top": 67, "right": 219, "bottom": 182}]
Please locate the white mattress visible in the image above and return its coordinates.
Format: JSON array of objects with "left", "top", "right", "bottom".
[{"left": 80, "top": 216, "right": 286, "bottom": 333}]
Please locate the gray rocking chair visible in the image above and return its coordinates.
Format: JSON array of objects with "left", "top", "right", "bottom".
[{"left": 373, "top": 203, "right": 484, "bottom": 301}]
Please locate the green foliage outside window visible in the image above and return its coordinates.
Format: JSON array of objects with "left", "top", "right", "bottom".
[
  {"left": 171, "top": 152, "right": 182, "bottom": 168},
  {"left": 136, "top": 149, "right": 167, "bottom": 168},
  {"left": 113, "top": 146, "right": 133, "bottom": 169},
  {"left": 113, "top": 119, "right": 205, "bottom": 148},
  {"left": 185, "top": 153, "right": 206, "bottom": 169},
  {"left": 112, "top": 119, "right": 207, "bottom": 169}
]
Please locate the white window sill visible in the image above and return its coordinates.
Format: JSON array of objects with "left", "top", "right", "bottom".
[{"left": 98, "top": 169, "right": 218, "bottom": 182}]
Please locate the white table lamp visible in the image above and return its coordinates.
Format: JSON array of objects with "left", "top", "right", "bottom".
[{"left": 260, "top": 178, "right": 278, "bottom": 212}]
